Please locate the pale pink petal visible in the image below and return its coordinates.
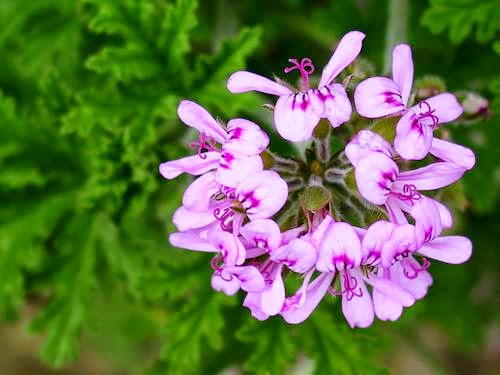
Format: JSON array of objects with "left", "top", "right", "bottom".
[
  {"left": 216, "top": 151, "right": 263, "bottom": 188},
  {"left": 207, "top": 230, "right": 246, "bottom": 266},
  {"left": 310, "top": 215, "right": 335, "bottom": 248},
  {"left": 391, "top": 44, "right": 413, "bottom": 106},
  {"left": 354, "top": 77, "right": 405, "bottom": 118},
  {"left": 310, "top": 84, "right": 352, "bottom": 128},
  {"left": 319, "top": 31, "right": 366, "bottom": 87},
  {"left": 224, "top": 119, "right": 270, "bottom": 155},
  {"left": 172, "top": 206, "right": 216, "bottom": 231},
  {"left": 227, "top": 71, "right": 293, "bottom": 96},
  {"left": 274, "top": 93, "right": 321, "bottom": 142},
  {"left": 345, "top": 130, "right": 393, "bottom": 167},
  {"left": 243, "top": 293, "right": 269, "bottom": 321},
  {"left": 211, "top": 272, "right": 240, "bottom": 296},
  {"left": 236, "top": 170, "right": 288, "bottom": 220},
  {"left": 281, "top": 273, "right": 334, "bottom": 324},
  {"left": 168, "top": 231, "right": 216, "bottom": 252},
  {"left": 317, "top": 222, "right": 362, "bottom": 272},
  {"left": 394, "top": 110, "right": 434, "bottom": 160},
  {"left": 159, "top": 152, "right": 220, "bottom": 179},
  {"left": 430, "top": 138, "right": 475, "bottom": 170},
  {"left": 280, "top": 226, "right": 306, "bottom": 246},
  {"left": 270, "top": 238, "right": 317, "bottom": 273},
  {"left": 364, "top": 273, "right": 415, "bottom": 307},
  {"left": 355, "top": 152, "right": 399, "bottom": 205},
  {"left": 395, "top": 162, "right": 465, "bottom": 191},
  {"left": 426, "top": 197, "right": 453, "bottom": 229},
  {"left": 227, "top": 266, "right": 266, "bottom": 293},
  {"left": 381, "top": 224, "right": 417, "bottom": 268},
  {"left": 411, "top": 93, "right": 463, "bottom": 125},
  {"left": 261, "top": 264, "right": 285, "bottom": 316},
  {"left": 393, "top": 259, "right": 433, "bottom": 299},
  {"left": 182, "top": 172, "right": 219, "bottom": 212},
  {"left": 361, "top": 220, "right": 396, "bottom": 264},
  {"left": 341, "top": 270, "right": 374, "bottom": 328},
  {"left": 373, "top": 288, "right": 404, "bottom": 321},
  {"left": 385, "top": 196, "right": 409, "bottom": 225},
  {"left": 177, "top": 100, "right": 227, "bottom": 143},
  {"left": 411, "top": 197, "right": 443, "bottom": 246},
  {"left": 418, "top": 236, "right": 472, "bottom": 264},
  {"left": 240, "top": 219, "right": 282, "bottom": 251}
]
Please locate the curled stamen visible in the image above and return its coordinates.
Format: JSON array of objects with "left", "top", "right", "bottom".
[
  {"left": 284, "top": 57, "right": 315, "bottom": 90},
  {"left": 189, "top": 132, "right": 218, "bottom": 159},
  {"left": 213, "top": 207, "right": 233, "bottom": 231},
  {"left": 403, "top": 257, "right": 431, "bottom": 279},
  {"left": 418, "top": 100, "right": 440, "bottom": 128},
  {"left": 210, "top": 254, "right": 224, "bottom": 271},
  {"left": 396, "top": 184, "right": 422, "bottom": 205},
  {"left": 328, "top": 272, "right": 363, "bottom": 301}
]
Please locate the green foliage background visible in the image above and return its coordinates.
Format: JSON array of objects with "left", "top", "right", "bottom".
[{"left": 0, "top": 0, "right": 498, "bottom": 374}]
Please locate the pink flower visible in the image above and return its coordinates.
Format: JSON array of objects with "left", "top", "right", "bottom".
[
  {"left": 354, "top": 44, "right": 463, "bottom": 160},
  {"left": 227, "top": 31, "right": 365, "bottom": 142},
  {"left": 159, "top": 100, "right": 268, "bottom": 187},
  {"left": 172, "top": 170, "right": 288, "bottom": 234}
]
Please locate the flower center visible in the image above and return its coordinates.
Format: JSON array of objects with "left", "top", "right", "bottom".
[
  {"left": 284, "top": 57, "right": 315, "bottom": 91},
  {"left": 189, "top": 132, "right": 218, "bottom": 159},
  {"left": 417, "top": 100, "right": 439, "bottom": 128},
  {"left": 328, "top": 270, "right": 363, "bottom": 301}
]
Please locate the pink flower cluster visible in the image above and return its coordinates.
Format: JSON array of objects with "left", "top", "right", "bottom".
[{"left": 159, "top": 31, "right": 475, "bottom": 328}]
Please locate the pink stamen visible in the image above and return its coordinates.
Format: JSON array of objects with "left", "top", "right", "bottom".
[
  {"left": 417, "top": 100, "right": 439, "bottom": 128},
  {"left": 328, "top": 271, "right": 363, "bottom": 301},
  {"left": 403, "top": 257, "right": 431, "bottom": 279},
  {"left": 284, "top": 57, "right": 315, "bottom": 90},
  {"left": 189, "top": 132, "right": 218, "bottom": 159},
  {"left": 396, "top": 184, "right": 422, "bottom": 205},
  {"left": 210, "top": 254, "right": 224, "bottom": 271},
  {"left": 213, "top": 207, "right": 234, "bottom": 231}
]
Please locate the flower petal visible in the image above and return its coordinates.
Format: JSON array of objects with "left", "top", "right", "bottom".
[
  {"left": 361, "top": 220, "right": 396, "bottom": 264},
  {"left": 364, "top": 273, "right": 415, "bottom": 307},
  {"left": 182, "top": 172, "right": 219, "bottom": 212},
  {"left": 243, "top": 293, "right": 269, "bottom": 321},
  {"left": 261, "top": 264, "right": 285, "bottom": 316},
  {"left": 224, "top": 119, "right": 270, "bottom": 155},
  {"left": 381, "top": 224, "right": 417, "bottom": 268},
  {"left": 281, "top": 273, "right": 334, "bottom": 324},
  {"left": 274, "top": 93, "right": 321, "bottom": 142},
  {"left": 310, "top": 84, "right": 352, "bottom": 128},
  {"left": 228, "top": 266, "right": 266, "bottom": 293},
  {"left": 236, "top": 170, "right": 288, "bottom": 220},
  {"left": 341, "top": 270, "right": 374, "bottom": 328},
  {"left": 394, "top": 110, "right": 434, "bottom": 160},
  {"left": 177, "top": 100, "right": 227, "bottom": 143},
  {"left": 391, "top": 44, "right": 413, "bottom": 106},
  {"left": 393, "top": 258, "right": 433, "bottom": 299},
  {"left": 430, "top": 138, "right": 475, "bottom": 170},
  {"left": 395, "top": 162, "right": 465, "bottom": 190},
  {"left": 270, "top": 238, "right": 317, "bottom": 273},
  {"left": 373, "top": 288, "right": 404, "bottom": 321},
  {"left": 412, "top": 93, "right": 463, "bottom": 125},
  {"left": 227, "top": 71, "right": 293, "bottom": 96},
  {"left": 211, "top": 272, "right": 240, "bottom": 296},
  {"left": 354, "top": 77, "right": 405, "bottom": 118},
  {"left": 169, "top": 231, "right": 216, "bottom": 252},
  {"left": 216, "top": 151, "right": 263, "bottom": 188},
  {"left": 418, "top": 236, "right": 472, "bottom": 264},
  {"left": 345, "top": 130, "right": 393, "bottom": 167},
  {"left": 355, "top": 152, "right": 399, "bottom": 205},
  {"left": 240, "top": 219, "right": 282, "bottom": 251},
  {"left": 319, "top": 31, "right": 366, "bottom": 87},
  {"left": 207, "top": 230, "right": 246, "bottom": 266},
  {"left": 317, "top": 222, "right": 362, "bottom": 272},
  {"left": 172, "top": 206, "right": 216, "bottom": 231},
  {"left": 159, "top": 152, "right": 220, "bottom": 179},
  {"left": 411, "top": 197, "right": 443, "bottom": 246}
]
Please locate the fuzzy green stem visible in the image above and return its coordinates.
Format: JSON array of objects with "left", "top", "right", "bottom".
[{"left": 383, "top": 0, "right": 409, "bottom": 74}]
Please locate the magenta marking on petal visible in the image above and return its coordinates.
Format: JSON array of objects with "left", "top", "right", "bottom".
[
  {"left": 240, "top": 191, "right": 260, "bottom": 209},
  {"left": 228, "top": 127, "right": 243, "bottom": 140},
  {"left": 284, "top": 57, "right": 315, "bottom": 90},
  {"left": 300, "top": 94, "right": 310, "bottom": 111},
  {"left": 220, "top": 152, "right": 234, "bottom": 169},
  {"left": 314, "top": 87, "right": 335, "bottom": 102},
  {"left": 383, "top": 91, "right": 403, "bottom": 107}
]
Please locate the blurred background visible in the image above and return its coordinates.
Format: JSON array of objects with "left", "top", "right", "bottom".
[{"left": 0, "top": 0, "right": 498, "bottom": 374}]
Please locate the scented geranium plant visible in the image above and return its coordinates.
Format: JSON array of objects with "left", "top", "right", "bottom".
[{"left": 160, "top": 31, "right": 475, "bottom": 328}]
